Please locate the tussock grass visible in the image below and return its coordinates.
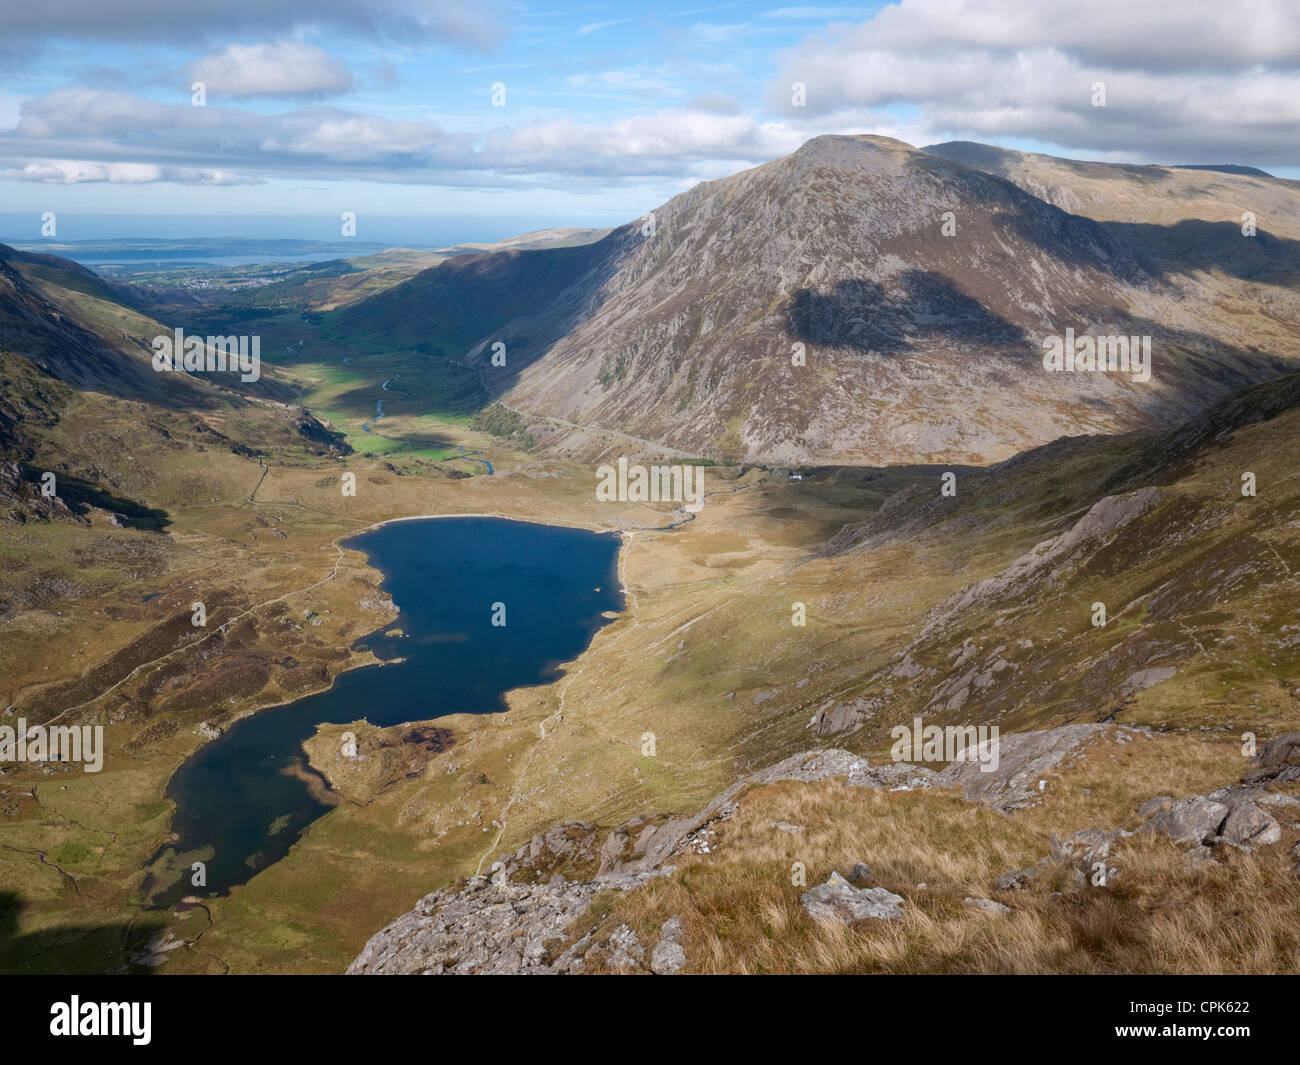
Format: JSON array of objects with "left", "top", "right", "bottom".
[{"left": 589, "top": 733, "right": 1300, "bottom": 973}]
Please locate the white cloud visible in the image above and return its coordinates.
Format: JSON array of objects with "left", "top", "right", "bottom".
[
  {"left": 0, "top": 88, "right": 809, "bottom": 188},
  {"left": 2, "top": 159, "right": 257, "bottom": 184},
  {"left": 771, "top": 0, "right": 1300, "bottom": 164},
  {"left": 484, "top": 110, "right": 807, "bottom": 174},
  {"left": 578, "top": 18, "right": 633, "bottom": 35},
  {"left": 0, "top": 0, "right": 508, "bottom": 51},
  {"left": 564, "top": 67, "right": 684, "bottom": 97},
  {"left": 188, "top": 42, "right": 354, "bottom": 97}
]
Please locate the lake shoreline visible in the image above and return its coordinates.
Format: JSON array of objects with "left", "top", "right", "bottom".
[{"left": 148, "top": 515, "right": 625, "bottom": 907}]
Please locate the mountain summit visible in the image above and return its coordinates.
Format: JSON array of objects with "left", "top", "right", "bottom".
[{"left": 341, "top": 135, "right": 1300, "bottom": 464}]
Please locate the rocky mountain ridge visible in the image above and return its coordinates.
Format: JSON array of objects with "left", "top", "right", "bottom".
[{"left": 337, "top": 134, "right": 1300, "bottom": 465}]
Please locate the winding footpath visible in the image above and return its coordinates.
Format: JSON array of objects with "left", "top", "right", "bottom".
[
  {"left": 471, "top": 476, "right": 756, "bottom": 875},
  {"left": 43, "top": 536, "right": 352, "bottom": 727}
]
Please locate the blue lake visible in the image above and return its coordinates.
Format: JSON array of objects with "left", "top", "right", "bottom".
[{"left": 147, "top": 517, "right": 623, "bottom": 906}]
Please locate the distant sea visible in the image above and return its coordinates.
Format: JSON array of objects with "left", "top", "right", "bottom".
[{"left": 0, "top": 212, "right": 592, "bottom": 263}]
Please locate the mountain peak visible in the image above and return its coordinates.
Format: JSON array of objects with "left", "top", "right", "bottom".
[{"left": 789, "top": 133, "right": 919, "bottom": 169}]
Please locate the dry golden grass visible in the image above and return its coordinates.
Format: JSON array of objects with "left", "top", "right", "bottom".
[{"left": 585, "top": 731, "right": 1300, "bottom": 974}]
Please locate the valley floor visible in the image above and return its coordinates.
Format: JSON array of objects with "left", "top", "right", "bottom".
[{"left": 3, "top": 373, "right": 1299, "bottom": 974}]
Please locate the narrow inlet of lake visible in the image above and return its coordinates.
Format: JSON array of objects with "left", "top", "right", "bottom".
[{"left": 145, "top": 517, "right": 623, "bottom": 907}]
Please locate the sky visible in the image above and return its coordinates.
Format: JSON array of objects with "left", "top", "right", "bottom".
[{"left": 1, "top": 0, "right": 1298, "bottom": 243}]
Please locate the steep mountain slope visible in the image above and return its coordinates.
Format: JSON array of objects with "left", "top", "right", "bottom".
[
  {"left": 924, "top": 141, "right": 1300, "bottom": 240},
  {"left": 0, "top": 243, "right": 351, "bottom": 541},
  {"left": 0, "top": 245, "right": 170, "bottom": 399},
  {"left": 337, "top": 135, "right": 1300, "bottom": 465},
  {"left": 335, "top": 237, "right": 614, "bottom": 358},
  {"left": 815, "top": 371, "right": 1300, "bottom": 738}
]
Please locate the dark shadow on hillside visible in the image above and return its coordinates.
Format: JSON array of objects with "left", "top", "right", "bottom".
[
  {"left": 16, "top": 464, "right": 171, "bottom": 531},
  {"left": 333, "top": 357, "right": 484, "bottom": 423},
  {"left": 786, "top": 270, "right": 1027, "bottom": 354},
  {"left": 991, "top": 209, "right": 1154, "bottom": 285},
  {"left": 1100, "top": 370, "right": 1300, "bottom": 494},
  {"left": 0, "top": 891, "right": 166, "bottom": 975},
  {"left": 1099, "top": 219, "right": 1300, "bottom": 285},
  {"left": 331, "top": 225, "right": 637, "bottom": 397}
]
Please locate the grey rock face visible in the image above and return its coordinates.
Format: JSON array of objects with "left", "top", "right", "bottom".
[
  {"left": 806, "top": 696, "right": 878, "bottom": 738},
  {"left": 801, "top": 872, "right": 905, "bottom": 924},
  {"left": 1220, "top": 802, "right": 1282, "bottom": 846},
  {"left": 1136, "top": 786, "right": 1283, "bottom": 849},
  {"left": 1119, "top": 667, "right": 1177, "bottom": 696},
  {"left": 933, "top": 724, "right": 1111, "bottom": 812},
  {"left": 965, "top": 897, "right": 1011, "bottom": 915},
  {"left": 1245, "top": 732, "right": 1300, "bottom": 784},
  {"left": 995, "top": 867, "right": 1036, "bottom": 891},
  {"left": 346, "top": 870, "right": 662, "bottom": 975},
  {"left": 650, "top": 916, "right": 687, "bottom": 975},
  {"left": 1138, "top": 797, "right": 1230, "bottom": 845}
]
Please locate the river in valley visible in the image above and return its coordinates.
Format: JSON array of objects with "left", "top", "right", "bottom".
[{"left": 146, "top": 516, "right": 622, "bottom": 907}]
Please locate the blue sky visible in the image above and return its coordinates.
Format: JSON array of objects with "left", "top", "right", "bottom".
[{"left": 1, "top": 1, "right": 1297, "bottom": 243}]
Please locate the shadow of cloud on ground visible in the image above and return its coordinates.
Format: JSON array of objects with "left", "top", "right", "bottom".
[
  {"left": 0, "top": 890, "right": 167, "bottom": 975},
  {"left": 16, "top": 464, "right": 171, "bottom": 531},
  {"left": 1100, "top": 218, "right": 1300, "bottom": 286},
  {"left": 330, "top": 225, "right": 637, "bottom": 399},
  {"left": 786, "top": 270, "right": 1028, "bottom": 354}
]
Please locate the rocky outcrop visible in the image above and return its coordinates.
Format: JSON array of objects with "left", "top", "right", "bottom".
[
  {"left": 1138, "top": 786, "right": 1293, "bottom": 849},
  {"left": 1138, "top": 796, "right": 1230, "bottom": 845},
  {"left": 347, "top": 869, "right": 668, "bottom": 975},
  {"left": 801, "top": 872, "right": 905, "bottom": 924},
  {"left": 993, "top": 750, "right": 1300, "bottom": 895},
  {"left": 1244, "top": 731, "right": 1300, "bottom": 785},
  {"left": 808, "top": 696, "right": 879, "bottom": 737},
  {"left": 350, "top": 724, "right": 1149, "bottom": 973},
  {"left": 349, "top": 721, "right": 1300, "bottom": 973},
  {"left": 917, "top": 488, "right": 1164, "bottom": 641},
  {"left": 932, "top": 724, "right": 1115, "bottom": 812},
  {"left": 649, "top": 916, "right": 686, "bottom": 975}
]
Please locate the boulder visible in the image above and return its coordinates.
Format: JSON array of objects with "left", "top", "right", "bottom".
[
  {"left": 1138, "top": 797, "right": 1228, "bottom": 845},
  {"left": 1244, "top": 731, "right": 1300, "bottom": 784},
  {"left": 965, "top": 896, "right": 1011, "bottom": 915},
  {"left": 650, "top": 915, "right": 687, "bottom": 975},
  {"left": 801, "top": 872, "right": 904, "bottom": 924},
  {"left": 995, "top": 867, "right": 1036, "bottom": 891},
  {"left": 1216, "top": 793, "right": 1282, "bottom": 846}
]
